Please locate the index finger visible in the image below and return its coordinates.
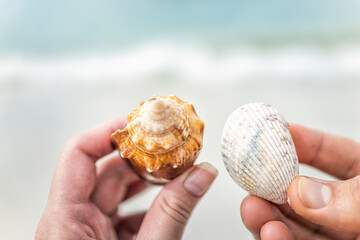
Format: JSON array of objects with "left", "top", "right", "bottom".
[
  {"left": 51, "top": 117, "right": 127, "bottom": 203},
  {"left": 289, "top": 123, "right": 360, "bottom": 180}
]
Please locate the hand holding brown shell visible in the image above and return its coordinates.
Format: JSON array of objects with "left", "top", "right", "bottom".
[{"left": 111, "top": 95, "right": 204, "bottom": 184}]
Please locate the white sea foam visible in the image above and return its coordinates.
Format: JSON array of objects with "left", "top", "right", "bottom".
[{"left": 1, "top": 41, "right": 360, "bottom": 84}]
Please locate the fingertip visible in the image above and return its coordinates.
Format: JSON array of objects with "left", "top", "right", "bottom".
[
  {"left": 287, "top": 176, "right": 360, "bottom": 232},
  {"left": 288, "top": 123, "right": 319, "bottom": 164},
  {"left": 110, "top": 116, "right": 128, "bottom": 130},
  {"left": 137, "top": 162, "right": 217, "bottom": 239},
  {"left": 287, "top": 176, "right": 307, "bottom": 217},
  {"left": 287, "top": 123, "right": 301, "bottom": 142},
  {"left": 240, "top": 195, "right": 277, "bottom": 234},
  {"left": 260, "top": 221, "right": 294, "bottom": 240},
  {"left": 287, "top": 176, "right": 301, "bottom": 203},
  {"left": 197, "top": 162, "right": 218, "bottom": 177},
  {"left": 182, "top": 162, "right": 218, "bottom": 198},
  {"left": 288, "top": 176, "right": 321, "bottom": 213}
]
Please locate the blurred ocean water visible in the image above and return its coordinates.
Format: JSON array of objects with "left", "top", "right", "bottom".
[
  {"left": 1, "top": 42, "right": 360, "bottom": 85},
  {"left": 1, "top": 0, "right": 360, "bottom": 85},
  {"left": 0, "top": 42, "right": 360, "bottom": 85}
]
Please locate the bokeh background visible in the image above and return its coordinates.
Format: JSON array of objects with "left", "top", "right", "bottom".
[{"left": 1, "top": 0, "right": 360, "bottom": 239}]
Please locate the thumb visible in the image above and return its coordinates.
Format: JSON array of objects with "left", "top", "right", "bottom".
[
  {"left": 137, "top": 162, "right": 218, "bottom": 240},
  {"left": 287, "top": 176, "right": 360, "bottom": 232}
]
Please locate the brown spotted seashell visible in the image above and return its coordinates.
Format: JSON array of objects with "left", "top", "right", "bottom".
[{"left": 111, "top": 95, "right": 204, "bottom": 184}]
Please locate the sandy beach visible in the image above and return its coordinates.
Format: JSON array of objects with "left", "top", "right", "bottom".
[{"left": 1, "top": 78, "right": 360, "bottom": 239}]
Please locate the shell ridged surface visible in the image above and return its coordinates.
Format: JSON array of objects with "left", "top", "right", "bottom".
[
  {"left": 221, "top": 103, "right": 299, "bottom": 204},
  {"left": 111, "top": 95, "right": 204, "bottom": 184}
]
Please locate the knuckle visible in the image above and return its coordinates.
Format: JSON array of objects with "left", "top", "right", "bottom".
[
  {"left": 349, "top": 176, "right": 360, "bottom": 203},
  {"left": 158, "top": 192, "right": 193, "bottom": 225}
]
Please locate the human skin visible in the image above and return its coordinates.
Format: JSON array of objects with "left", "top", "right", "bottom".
[
  {"left": 35, "top": 117, "right": 218, "bottom": 240},
  {"left": 241, "top": 124, "right": 360, "bottom": 240}
]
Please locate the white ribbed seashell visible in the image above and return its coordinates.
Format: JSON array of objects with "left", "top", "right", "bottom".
[{"left": 221, "top": 103, "right": 299, "bottom": 204}]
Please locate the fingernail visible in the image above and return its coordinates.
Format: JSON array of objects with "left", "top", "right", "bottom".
[
  {"left": 184, "top": 163, "right": 218, "bottom": 197},
  {"left": 298, "top": 177, "right": 331, "bottom": 209}
]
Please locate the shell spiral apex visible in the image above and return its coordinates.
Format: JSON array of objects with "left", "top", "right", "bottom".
[
  {"left": 111, "top": 95, "right": 204, "bottom": 184},
  {"left": 221, "top": 102, "right": 299, "bottom": 204}
]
